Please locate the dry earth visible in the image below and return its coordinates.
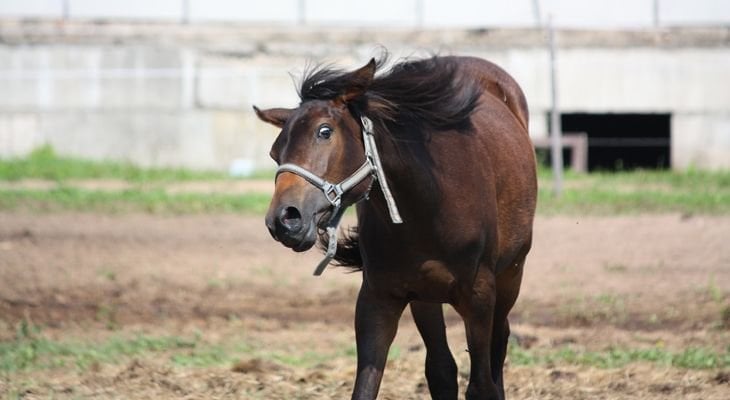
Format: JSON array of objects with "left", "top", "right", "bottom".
[{"left": 0, "top": 212, "right": 728, "bottom": 399}]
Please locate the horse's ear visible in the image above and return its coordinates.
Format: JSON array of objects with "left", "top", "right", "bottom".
[
  {"left": 340, "top": 58, "right": 376, "bottom": 103},
  {"left": 253, "top": 106, "right": 293, "bottom": 128}
]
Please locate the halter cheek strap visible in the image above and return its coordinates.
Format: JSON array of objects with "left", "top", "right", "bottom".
[
  {"left": 274, "top": 116, "right": 403, "bottom": 275},
  {"left": 360, "top": 117, "right": 403, "bottom": 224}
]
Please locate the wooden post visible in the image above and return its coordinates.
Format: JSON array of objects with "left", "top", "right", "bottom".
[{"left": 548, "top": 16, "right": 564, "bottom": 197}]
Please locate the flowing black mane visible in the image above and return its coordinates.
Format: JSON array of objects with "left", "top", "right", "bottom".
[{"left": 298, "top": 56, "right": 482, "bottom": 137}]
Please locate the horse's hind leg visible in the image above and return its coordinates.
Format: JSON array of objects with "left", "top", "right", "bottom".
[
  {"left": 491, "top": 257, "right": 525, "bottom": 399},
  {"left": 410, "top": 301, "right": 458, "bottom": 400},
  {"left": 454, "top": 267, "right": 500, "bottom": 400}
]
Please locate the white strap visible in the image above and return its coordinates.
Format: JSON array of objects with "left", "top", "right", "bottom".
[{"left": 361, "top": 117, "right": 403, "bottom": 224}]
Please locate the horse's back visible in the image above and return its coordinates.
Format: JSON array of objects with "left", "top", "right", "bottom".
[{"left": 453, "top": 56, "right": 530, "bottom": 132}]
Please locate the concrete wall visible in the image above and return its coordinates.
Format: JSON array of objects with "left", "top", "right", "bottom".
[
  {"left": 0, "top": 23, "right": 728, "bottom": 171},
  {"left": 0, "top": 44, "right": 295, "bottom": 171},
  {"left": 1, "top": 0, "right": 729, "bottom": 28}
]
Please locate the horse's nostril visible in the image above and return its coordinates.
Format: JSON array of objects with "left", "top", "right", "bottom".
[{"left": 280, "top": 206, "right": 303, "bottom": 232}]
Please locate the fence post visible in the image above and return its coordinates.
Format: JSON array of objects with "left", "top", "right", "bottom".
[
  {"left": 415, "top": 0, "right": 424, "bottom": 28},
  {"left": 548, "top": 15, "right": 564, "bottom": 197},
  {"left": 181, "top": 0, "right": 189, "bottom": 24},
  {"left": 62, "top": 0, "right": 69, "bottom": 21},
  {"left": 531, "top": 0, "right": 541, "bottom": 26},
  {"left": 298, "top": 0, "right": 306, "bottom": 25}
]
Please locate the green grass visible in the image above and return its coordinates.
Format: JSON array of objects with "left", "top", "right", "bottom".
[
  {"left": 3, "top": 321, "right": 726, "bottom": 375},
  {"left": 1, "top": 146, "right": 729, "bottom": 214},
  {"left": 537, "top": 166, "right": 730, "bottom": 214},
  {"left": 537, "top": 186, "right": 730, "bottom": 214},
  {"left": 0, "top": 186, "right": 271, "bottom": 214},
  {"left": 1, "top": 321, "right": 391, "bottom": 376},
  {"left": 0, "top": 321, "right": 262, "bottom": 373},
  {"left": 508, "top": 342, "right": 730, "bottom": 370},
  {"left": 170, "top": 342, "right": 251, "bottom": 368},
  {"left": 0, "top": 321, "right": 201, "bottom": 372},
  {"left": 0, "top": 145, "right": 228, "bottom": 182}
]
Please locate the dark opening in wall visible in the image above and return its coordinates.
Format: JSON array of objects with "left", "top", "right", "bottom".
[{"left": 543, "top": 113, "right": 671, "bottom": 171}]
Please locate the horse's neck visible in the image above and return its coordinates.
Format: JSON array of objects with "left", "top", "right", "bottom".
[{"left": 365, "top": 134, "right": 436, "bottom": 225}]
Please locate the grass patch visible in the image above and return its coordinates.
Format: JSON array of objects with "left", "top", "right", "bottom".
[
  {"left": 2, "top": 148, "right": 729, "bottom": 215},
  {"left": 705, "top": 274, "right": 725, "bottom": 303},
  {"left": 537, "top": 187, "right": 730, "bottom": 214},
  {"left": 0, "top": 187, "right": 271, "bottom": 214},
  {"left": 0, "top": 322, "right": 261, "bottom": 373},
  {"left": 537, "top": 165, "right": 730, "bottom": 188},
  {"left": 4, "top": 319, "right": 727, "bottom": 380},
  {"left": 0, "top": 145, "right": 231, "bottom": 182},
  {"left": 268, "top": 351, "right": 336, "bottom": 368},
  {"left": 0, "top": 322, "right": 350, "bottom": 374},
  {"left": 170, "top": 342, "right": 253, "bottom": 368},
  {"left": 508, "top": 342, "right": 730, "bottom": 370},
  {"left": 0, "top": 322, "right": 201, "bottom": 372},
  {"left": 555, "top": 293, "right": 629, "bottom": 326},
  {"left": 537, "top": 166, "right": 730, "bottom": 214}
]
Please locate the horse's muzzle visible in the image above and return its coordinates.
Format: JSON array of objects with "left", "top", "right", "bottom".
[{"left": 265, "top": 204, "right": 317, "bottom": 252}]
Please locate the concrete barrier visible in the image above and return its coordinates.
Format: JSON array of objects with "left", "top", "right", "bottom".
[
  {"left": 0, "top": 23, "right": 728, "bottom": 171},
  {"left": 2, "top": 1, "right": 728, "bottom": 28}
]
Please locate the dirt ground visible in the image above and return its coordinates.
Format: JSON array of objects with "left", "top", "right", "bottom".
[{"left": 0, "top": 212, "right": 728, "bottom": 399}]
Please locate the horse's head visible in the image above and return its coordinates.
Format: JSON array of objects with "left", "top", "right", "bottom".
[{"left": 254, "top": 59, "right": 377, "bottom": 252}]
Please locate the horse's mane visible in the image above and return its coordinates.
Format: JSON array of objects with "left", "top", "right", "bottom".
[
  {"left": 306, "top": 56, "right": 482, "bottom": 270},
  {"left": 298, "top": 56, "right": 482, "bottom": 138}
]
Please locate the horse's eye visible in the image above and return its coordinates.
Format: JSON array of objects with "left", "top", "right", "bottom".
[{"left": 317, "top": 124, "right": 333, "bottom": 139}]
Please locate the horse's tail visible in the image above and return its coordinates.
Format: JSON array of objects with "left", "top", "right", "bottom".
[{"left": 317, "top": 227, "right": 362, "bottom": 271}]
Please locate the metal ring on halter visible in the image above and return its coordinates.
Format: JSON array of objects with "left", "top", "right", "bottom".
[{"left": 323, "top": 183, "right": 344, "bottom": 207}]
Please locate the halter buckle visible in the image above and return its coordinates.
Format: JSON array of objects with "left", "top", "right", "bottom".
[
  {"left": 323, "top": 183, "right": 343, "bottom": 207},
  {"left": 361, "top": 116, "right": 374, "bottom": 135}
]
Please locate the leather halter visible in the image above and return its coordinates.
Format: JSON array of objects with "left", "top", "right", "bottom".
[{"left": 274, "top": 116, "right": 402, "bottom": 275}]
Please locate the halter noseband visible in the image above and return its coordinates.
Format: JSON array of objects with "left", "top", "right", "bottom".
[{"left": 274, "top": 116, "right": 403, "bottom": 275}]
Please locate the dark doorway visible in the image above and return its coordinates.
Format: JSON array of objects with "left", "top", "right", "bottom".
[{"left": 555, "top": 113, "right": 671, "bottom": 171}]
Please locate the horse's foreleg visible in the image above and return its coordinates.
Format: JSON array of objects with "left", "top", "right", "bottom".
[
  {"left": 455, "top": 269, "right": 500, "bottom": 400},
  {"left": 410, "top": 301, "right": 458, "bottom": 400},
  {"left": 351, "top": 283, "right": 406, "bottom": 400}
]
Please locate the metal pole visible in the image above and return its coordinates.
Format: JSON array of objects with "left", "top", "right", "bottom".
[
  {"left": 298, "top": 0, "right": 306, "bottom": 26},
  {"left": 62, "top": 0, "right": 69, "bottom": 21},
  {"left": 548, "top": 15, "right": 564, "bottom": 197},
  {"left": 531, "top": 0, "right": 542, "bottom": 27},
  {"left": 415, "top": 0, "right": 424, "bottom": 29},
  {"left": 181, "top": 0, "right": 189, "bottom": 24}
]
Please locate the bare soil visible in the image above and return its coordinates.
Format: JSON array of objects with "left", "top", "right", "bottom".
[{"left": 1, "top": 212, "right": 728, "bottom": 399}]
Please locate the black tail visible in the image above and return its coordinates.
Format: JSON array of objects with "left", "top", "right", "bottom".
[{"left": 317, "top": 226, "right": 362, "bottom": 271}]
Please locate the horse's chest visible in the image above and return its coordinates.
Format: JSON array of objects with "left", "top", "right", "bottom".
[{"left": 365, "top": 259, "right": 461, "bottom": 303}]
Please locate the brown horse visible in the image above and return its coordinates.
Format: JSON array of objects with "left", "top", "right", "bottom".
[{"left": 254, "top": 55, "right": 536, "bottom": 400}]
